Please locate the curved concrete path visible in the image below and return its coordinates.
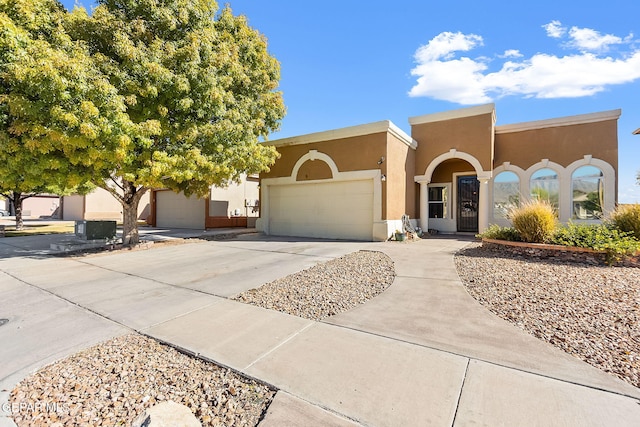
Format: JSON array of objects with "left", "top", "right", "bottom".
[{"left": 1, "top": 232, "right": 639, "bottom": 426}]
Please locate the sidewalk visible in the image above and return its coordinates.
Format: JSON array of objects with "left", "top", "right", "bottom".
[{"left": 1, "top": 234, "right": 639, "bottom": 426}]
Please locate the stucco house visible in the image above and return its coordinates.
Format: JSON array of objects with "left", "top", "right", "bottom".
[
  {"left": 257, "top": 103, "right": 620, "bottom": 241},
  {"left": 62, "top": 187, "right": 150, "bottom": 222},
  {"left": 2, "top": 194, "right": 60, "bottom": 218},
  {"left": 146, "top": 175, "right": 260, "bottom": 229}
]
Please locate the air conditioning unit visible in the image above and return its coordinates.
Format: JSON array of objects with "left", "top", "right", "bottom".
[{"left": 75, "top": 220, "right": 117, "bottom": 240}]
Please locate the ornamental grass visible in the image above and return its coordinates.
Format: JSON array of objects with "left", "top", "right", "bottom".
[{"left": 508, "top": 199, "right": 557, "bottom": 243}]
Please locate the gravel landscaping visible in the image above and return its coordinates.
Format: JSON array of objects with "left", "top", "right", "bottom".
[
  {"left": 455, "top": 242, "right": 640, "bottom": 388},
  {"left": 233, "top": 250, "right": 396, "bottom": 321},
  {"left": 10, "top": 334, "right": 274, "bottom": 426}
]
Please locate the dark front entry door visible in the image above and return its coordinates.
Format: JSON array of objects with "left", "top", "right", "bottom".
[{"left": 457, "top": 175, "right": 479, "bottom": 232}]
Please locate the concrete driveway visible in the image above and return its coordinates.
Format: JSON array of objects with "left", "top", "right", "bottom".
[
  {"left": 1, "top": 231, "right": 639, "bottom": 426},
  {"left": 0, "top": 231, "right": 373, "bottom": 426}
]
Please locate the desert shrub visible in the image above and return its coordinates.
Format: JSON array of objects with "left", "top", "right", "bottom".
[
  {"left": 477, "top": 224, "right": 521, "bottom": 241},
  {"left": 508, "top": 199, "right": 557, "bottom": 243},
  {"left": 609, "top": 204, "right": 640, "bottom": 240},
  {"left": 551, "top": 222, "right": 640, "bottom": 264}
]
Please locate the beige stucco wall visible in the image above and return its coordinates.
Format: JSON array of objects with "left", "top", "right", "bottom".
[
  {"left": 22, "top": 196, "right": 60, "bottom": 218},
  {"left": 263, "top": 133, "right": 388, "bottom": 178},
  {"left": 61, "top": 195, "right": 84, "bottom": 220},
  {"left": 63, "top": 188, "right": 150, "bottom": 221},
  {"left": 431, "top": 159, "right": 476, "bottom": 183},
  {"left": 263, "top": 129, "right": 418, "bottom": 222},
  {"left": 296, "top": 160, "right": 333, "bottom": 181},
  {"left": 263, "top": 132, "right": 390, "bottom": 218},
  {"left": 385, "top": 133, "right": 416, "bottom": 219},
  {"left": 413, "top": 111, "right": 495, "bottom": 176},
  {"left": 494, "top": 119, "right": 618, "bottom": 171},
  {"left": 209, "top": 176, "right": 259, "bottom": 217},
  {"left": 84, "top": 188, "right": 122, "bottom": 220}
]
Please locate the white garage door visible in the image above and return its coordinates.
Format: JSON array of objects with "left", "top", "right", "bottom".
[
  {"left": 156, "top": 191, "right": 205, "bottom": 229},
  {"left": 269, "top": 180, "right": 374, "bottom": 240}
]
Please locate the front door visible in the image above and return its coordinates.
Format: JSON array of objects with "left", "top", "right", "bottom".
[{"left": 457, "top": 176, "right": 479, "bottom": 232}]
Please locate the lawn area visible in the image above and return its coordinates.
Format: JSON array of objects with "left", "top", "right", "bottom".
[{"left": 1, "top": 222, "right": 74, "bottom": 237}]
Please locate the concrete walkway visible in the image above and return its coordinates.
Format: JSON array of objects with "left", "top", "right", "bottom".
[{"left": 1, "top": 233, "right": 639, "bottom": 426}]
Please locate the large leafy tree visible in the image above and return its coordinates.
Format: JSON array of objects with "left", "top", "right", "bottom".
[
  {"left": 0, "top": 0, "right": 139, "bottom": 229},
  {"left": 65, "top": 0, "right": 284, "bottom": 244}
]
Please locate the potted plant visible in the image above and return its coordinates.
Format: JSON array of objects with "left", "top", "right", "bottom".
[{"left": 394, "top": 230, "right": 406, "bottom": 241}]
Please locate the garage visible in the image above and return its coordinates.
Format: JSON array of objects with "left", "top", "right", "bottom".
[
  {"left": 268, "top": 179, "right": 374, "bottom": 240},
  {"left": 155, "top": 191, "right": 206, "bottom": 229}
]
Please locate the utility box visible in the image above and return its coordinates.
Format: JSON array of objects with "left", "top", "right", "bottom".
[{"left": 75, "top": 220, "right": 117, "bottom": 240}]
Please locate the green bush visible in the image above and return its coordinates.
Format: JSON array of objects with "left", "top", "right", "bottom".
[
  {"left": 609, "top": 204, "right": 640, "bottom": 240},
  {"left": 508, "top": 199, "right": 557, "bottom": 243},
  {"left": 551, "top": 222, "right": 640, "bottom": 265},
  {"left": 477, "top": 224, "right": 521, "bottom": 241}
]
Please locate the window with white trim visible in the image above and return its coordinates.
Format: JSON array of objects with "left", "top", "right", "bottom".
[
  {"left": 572, "top": 165, "right": 604, "bottom": 219},
  {"left": 428, "top": 185, "right": 448, "bottom": 218},
  {"left": 530, "top": 168, "right": 559, "bottom": 209},
  {"left": 493, "top": 171, "right": 520, "bottom": 218}
]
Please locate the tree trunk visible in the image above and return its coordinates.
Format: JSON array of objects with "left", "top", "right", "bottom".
[
  {"left": 13, "top": 192, "right": 24, "bottom": 231},
  {"left": 121, "top": 181, "right": 148, "bottom": 246}
]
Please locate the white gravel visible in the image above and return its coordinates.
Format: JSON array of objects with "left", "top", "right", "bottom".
[
  {"left": 455, "top": 242, "right": 640, "bottom": 389},
  {"left": 233, "top": 250, "right": 396, "bottom": 321}
]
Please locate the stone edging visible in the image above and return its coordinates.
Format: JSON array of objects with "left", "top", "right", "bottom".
[
  {"left": 482, "top": 238, "right": 605, "bottom": 253},
  {"left": 480, "top": 238, "right": 640, "bottom": 267}
]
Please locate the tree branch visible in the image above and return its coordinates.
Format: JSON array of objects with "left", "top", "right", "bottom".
[
  {"left": 110, "top": 177, "right": 124, "bottom": 192},
  {"left": 94, "top": 180, "right": 125, "bottom": 205}
]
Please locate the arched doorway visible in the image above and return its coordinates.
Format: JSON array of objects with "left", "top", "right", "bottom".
[{"left": 415, "top": 150, "right": 491, "bottom": 234}]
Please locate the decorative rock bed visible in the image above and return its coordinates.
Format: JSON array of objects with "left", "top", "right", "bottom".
[
  {"left": 9, "top": 334, "right": 274, "bottom": 427},
  {"left": 456, "top": 242, "right": 640, "bottom": 389},
  {"left": 481, "top": 238, "right": 640, "bottom": 267},
  {"left": 233, "top": 250, "right": 395, "bottom": 321}
]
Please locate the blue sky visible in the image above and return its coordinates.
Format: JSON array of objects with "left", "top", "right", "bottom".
[{"left": 62, "top": 0, "right": 640, "bottom": 202}]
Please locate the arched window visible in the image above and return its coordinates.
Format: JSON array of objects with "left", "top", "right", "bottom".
[
  {"left": 572, "top": 165, "right": 604, "bottom": 219},
  {"left": 493, "top": 171, "right": 519, "bottom": 218},
  {"left": 530, "top": 168, "right": 559, "bottom": 209}
]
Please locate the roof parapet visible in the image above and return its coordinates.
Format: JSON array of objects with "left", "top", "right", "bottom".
[
  {"left": 408, "top": 103, "right": 496, "bottom": 126},
  {"left": 266, "top": 120, "right": 417, "bottom": 149},
  {"left": 495, "top": 109, "right": 622, "bottom": 134}
]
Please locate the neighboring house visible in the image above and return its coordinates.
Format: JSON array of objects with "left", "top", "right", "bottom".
[
  {"left": 258, "top": 103, "right": 620, "bottom": 241},
  {"left": 2, "top": 194, "right": 61, "bottom": 218},
  {"left": 62, "top": 187, "right": 150, "bottom": 222},
  {"left": 147, "top": 175, "right": 260, "bottom": 229},
  {"left": 23, "top": 194, "right": 61, "bottom": 218}
]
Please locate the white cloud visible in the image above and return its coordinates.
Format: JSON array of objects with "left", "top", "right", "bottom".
[
  {"left": 568, "top": 26, "right": 625, "bottom": 51},
  {"left": 413, "top": 31, "right": 483, "bottom": 62},
  {"left": 409, "top": 23, "right": 640, "bottom": 104},
  {"left": 543, "top": 20, "right": 566, "bottom": 38},
  {"left": 500, "top": 49, "right": 523, "bottom": 58}
]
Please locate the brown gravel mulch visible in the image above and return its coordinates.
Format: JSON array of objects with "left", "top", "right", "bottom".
[
  {"left": 455, "top": 243, "right": 640, "bottom": 388},
  {"left": 233, "top": 250, "right": 396, "bottom": 321},
  {"left": 10, "top": 334, "right": 274, "bottom": 427}
]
